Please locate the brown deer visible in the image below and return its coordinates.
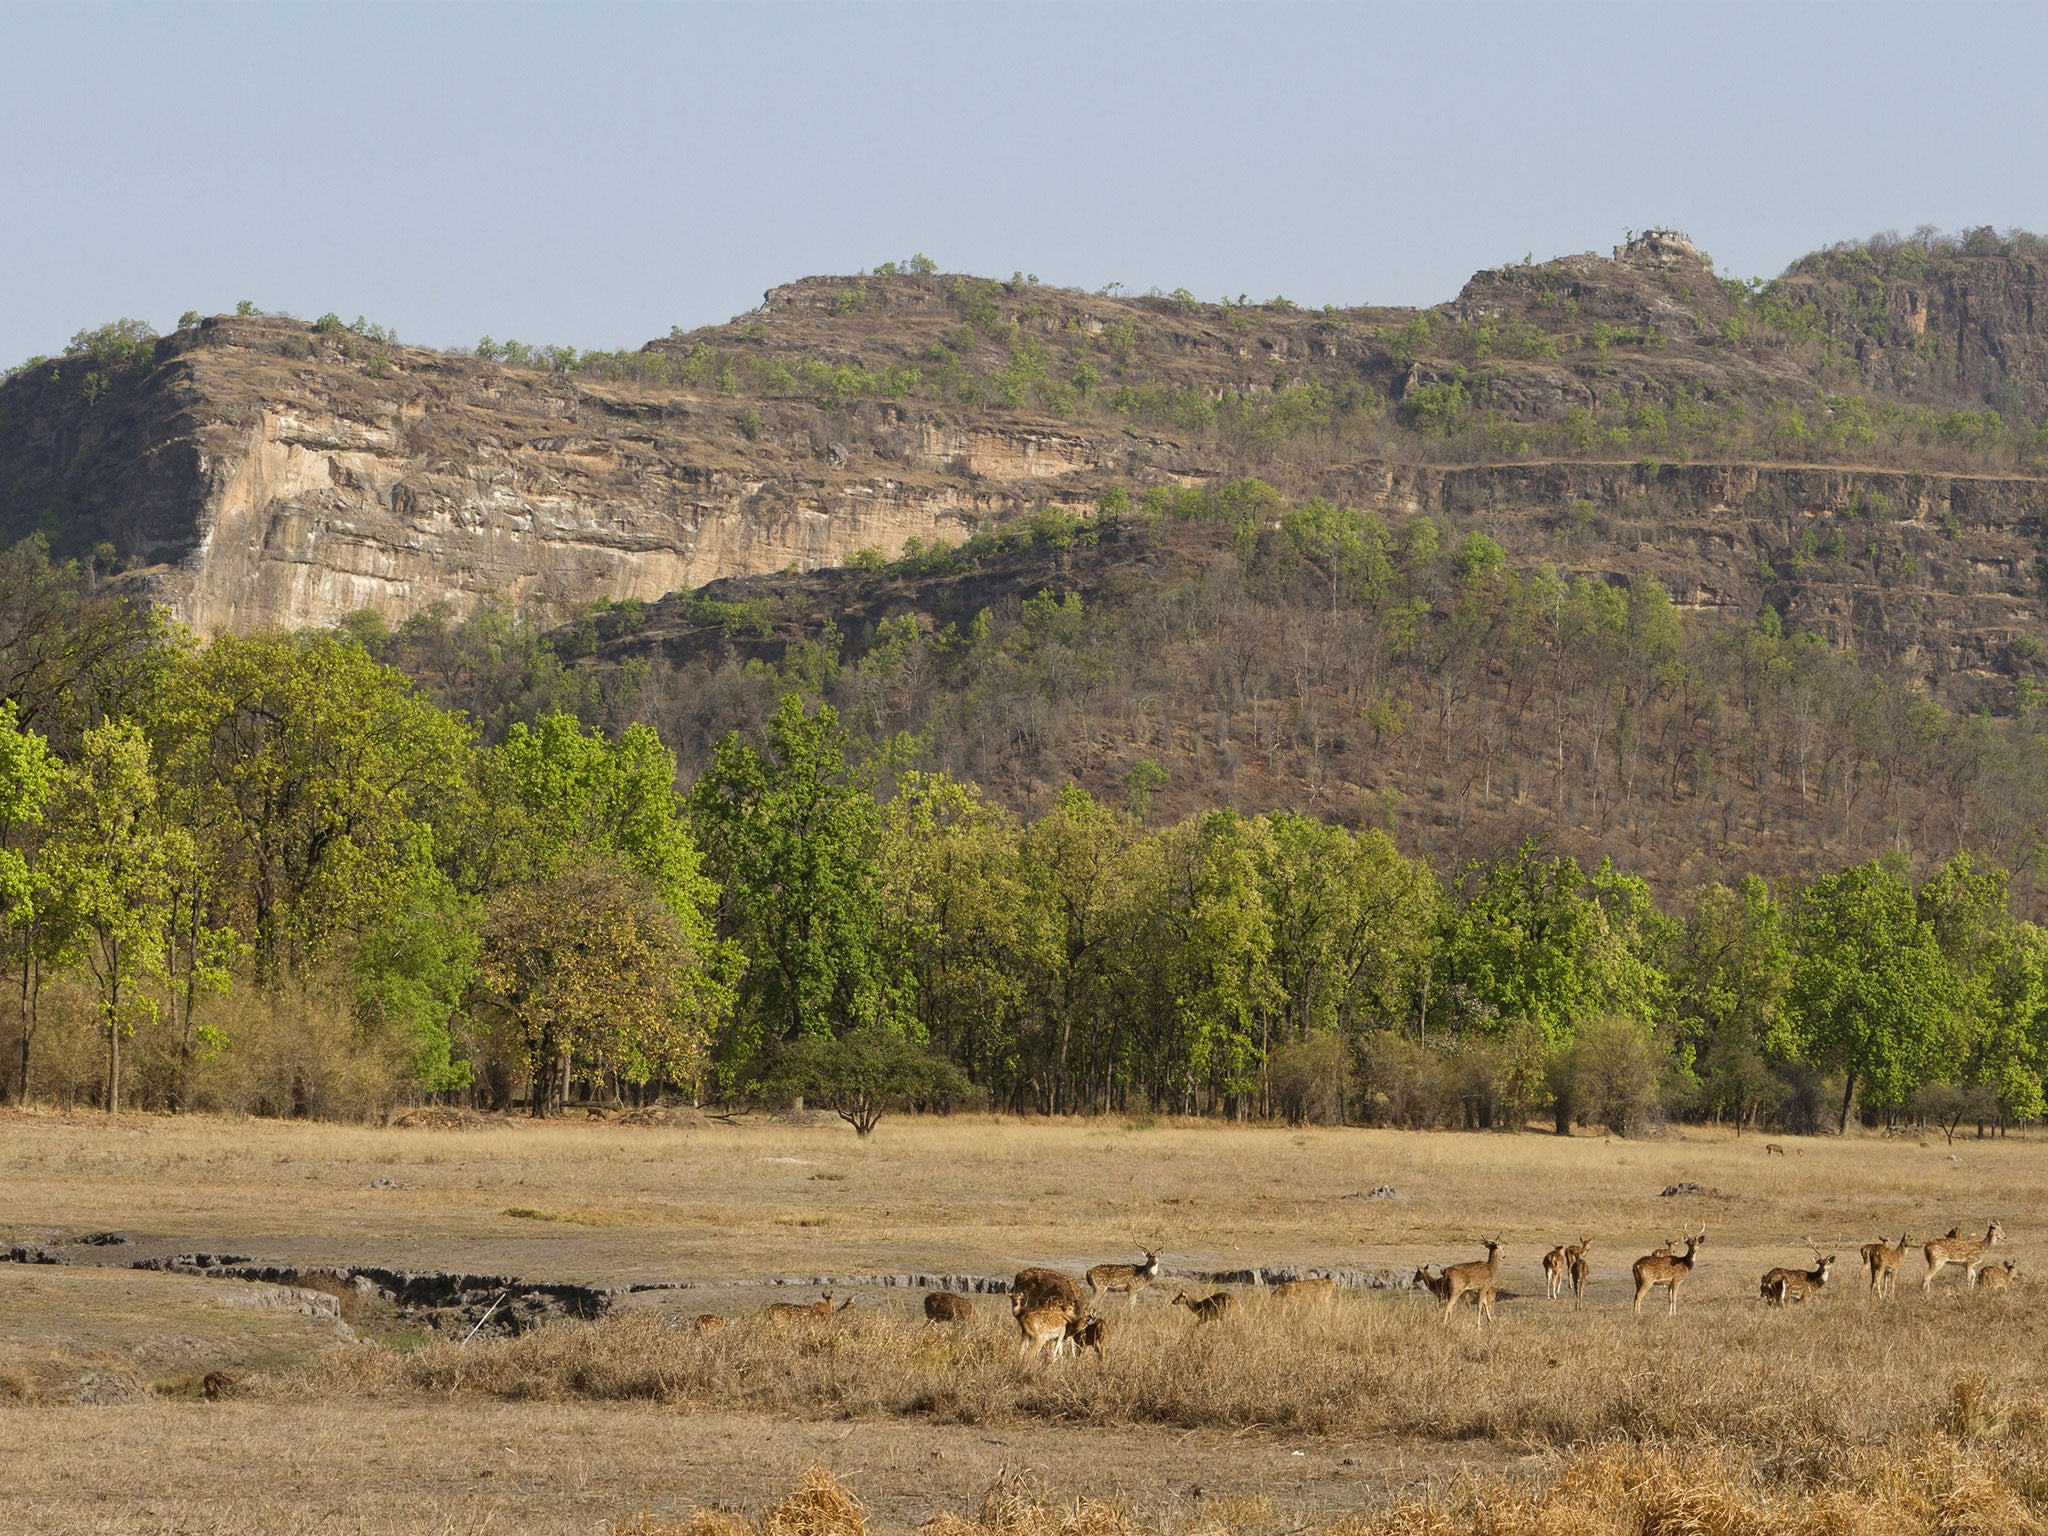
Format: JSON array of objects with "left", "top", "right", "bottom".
[
  {"left": 1632, "top": 1229, "right": 1704, "bottom": 1315},
  {"left": 1063, "top": 1311, "right": 1109, "bottom": 1358},
  {"left": 1012, "top": 1293, "right": 1076, "bottom": 1359},
  {"left": 1541, "top": 1243, "right": 1570, "bottom": 1301},
  {"left": 1171, "top": 1290, "right": 1234, "bottom": 1324},
  {"left": 924, "top": 1291, "right": 973, "bottom": 1323},
  {"left": 1435, "top": 1239, "right": 1503, "bottom": 1324},
  {"left": 1012, "top": 1267, "right": 1083, "bottom": 1313},
  {"left": 1859, "top": 1233, "right": 1911, "bottom": 1298},
  {"left": 1565, "top": 1237, "right": 1593, "bottom": 1306},
  {"left": 1413, "top": 1264, "right": 1454, "bottom": 1305},
  {"left": 1923, "top": 1223, "right": 2006, "bottom": 1292},
  {"left": 1760, "top": 1248, "right": 1834, "bottom": 1306},
  {"left": 1975, "top": 1260, "right": 2018, "bottom": 1292},
  {"left": 1085, "top": 1249, "right": 1162, "bottom": 1306},
  {"left": 763, "top": 1292, "right": 836, "bottom": 1323},
  {"left": 693, "top": 1313, "right": 726, "bottom": 1334},
  {"left": 201, "top": 1371, "right": 237, "bottom": 1401},
  {"left": 1271, "top": 1276, "right": 1336, "bottom": 1302},
  {"left": 1764, "top": 1143, "right": 1786, "bottom": 1157}
]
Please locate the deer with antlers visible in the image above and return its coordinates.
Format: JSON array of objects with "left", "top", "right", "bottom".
[
  {"left": 1541, "top": 1243, "right": 1569, "bottom": 1301},
  {"left": 1086, "top": 1248, "right": 1163, "bottom": 1306},
  {"left": 1565, "top": 1237, "right": 1593, "bottom": 1306},
  {"left": 1434, "top": 1239, "right": 1503, "bottom": 1324},
  {"left": 1859, "top": 1232, "right": 1911, "bottom": 1298},
  {"left": 1923, "top": 1222, "right": 2006, "bottom": 1292},
  {"left": 1760, "top": 1246, "right": 1834, "bottom": 1306},
  {"left": 1632, "top": 1229, "right": 1704, "bottom": 1315}
]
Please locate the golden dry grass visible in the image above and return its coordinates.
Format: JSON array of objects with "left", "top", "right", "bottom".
[{"left": 3, "top": 1109, "right": 2044, "bottom": 1531}]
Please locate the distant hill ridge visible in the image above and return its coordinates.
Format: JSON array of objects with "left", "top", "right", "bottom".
[{"left": 3, "top": 226, "right": 2048, "bottom": 637}]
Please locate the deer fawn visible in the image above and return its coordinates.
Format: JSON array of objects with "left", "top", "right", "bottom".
[
  {"left": 924, "top": 1291, "right": 973, "bottom": 1323},
  {"left": 1086, "top": 1250, "right": 1162, "bottom": 1306},
  {"left": 1171, "top": 1290, "right": 1234, "bottom": 1324},
  {"left": 693, "top": 1313, "right": 726, "bottom": 1334},
  {"left": 1064, "top": 1311, "right": 1109, "bottom": 1357},
  {"left": 1012, "top": 1267, "right": 1083, "bottom": 1313},
  {"left": 1761, "top": 1248, "right": 1834, "bottom": 1306},
  {"left": 1923, "top": 1223, "right": 2006, "bottom": 1292},
  {"left": 1633, "top": 1230, "right": 1704, "bottom": 1315},
  {"left": 1975, "top": 1260, "right": 2018, "bottom": 1291},
  {"left": 1565, "top": 1238, "right": 1592, "bottom": 1306},
  {"left": 1435, "top": 1239, "right": 1502, "bottom": 1324},
  {"left": 1012, "top": 1293, "right": 1077, "bottom": 1359},
  {"left": 1414, "top": 1264, "right": 1453, "bottom": 1305},
  {"left": 1542, "top": 1244, "right": 1569, "bottom": 1301},
  {"left": 1859, "top": 1233, "right": 1910, "bottom": 1298}
]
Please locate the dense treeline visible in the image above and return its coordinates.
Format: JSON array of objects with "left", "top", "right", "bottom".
[{"left": 2, "top": 539, "right": 2044, "bottom": 1136}]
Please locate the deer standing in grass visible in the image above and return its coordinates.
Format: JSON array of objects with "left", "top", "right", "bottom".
[
  {"left": 1171, "top": 1290, "right": 1234, "bottom": 1324},
  {"left": 1086, "top": 1249, "right": 1162, "bottom": 1306},
  {"left": 1012, "top": 1293, "right": 1077, "bottom": 1359},
  {"left": 1271, "top": 1277, "right": 1335, "bottom": 1302},
  {"left": 1063, "top": 1312, "right": 1108, "bottom": 1357},
  {"left": 1923, "top": 1223, "right": 2006, "bottom": 1292},
  {"left": 1632, "top": 1230, "right": 1704, "bottom": 1315},
  {"left": 1012, "top": 1268, "right": 1083, "bottom": 1313},
  {"left": 1565, "top": 1238, "right": 1592, "bottom": 1306},
  {"left": 1761, "top": 1248, "right": 1834, "bottom": 1306},
  {"left": 1435, "top": 1239, "right": 1502, "bottom": 1324},
  {"left": 1542, "top": 1243, "right": 1569, "bottom": 1301},
  {"left": 1859, "top": 1233, "right": 1910, "bottom": 1298}
]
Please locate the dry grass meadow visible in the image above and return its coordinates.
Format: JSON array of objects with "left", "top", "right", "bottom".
[{"left": 2, "top": 1108, "right": 2044, "bottom": 1534}]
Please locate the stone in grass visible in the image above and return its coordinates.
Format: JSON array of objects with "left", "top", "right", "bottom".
[
  {"left": 1659, "top": 1181, "right": 1715, "bottom": 1197},
  {"left": 1340, "top": 1185, "right": 1408, "bottom": 1202}
]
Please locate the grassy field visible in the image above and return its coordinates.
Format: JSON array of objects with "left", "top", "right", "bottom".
[{"left": 0, "top": 1108, "right": 2041, "bottom": 1533}]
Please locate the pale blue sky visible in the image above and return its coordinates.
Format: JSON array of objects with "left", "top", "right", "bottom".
[{"left": 3, "top": 1, "right": 2044, "bottom": 365}]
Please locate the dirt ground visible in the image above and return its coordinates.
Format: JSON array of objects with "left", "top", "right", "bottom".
[{"left": 0, "top": 1109, "right": 2037, "bottom": 1533}]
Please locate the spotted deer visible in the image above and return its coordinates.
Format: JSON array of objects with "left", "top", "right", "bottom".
[
  {"left": 1859, "top": 1232, "right": 1911, "bottom": 1298},
  {"left": 1975, "top": 1260, "right": 2018, "bottom": 1292},
  {"left": 1063, "top": 1311, "right": 1109, "bottom": 1357},
  {"left": 1012, "top": 1293, "right": 1077, "bottom": 1359},
  {"left": 1271, "top": 1276, "right": 1336, "bottom": 1302},
  {"left": 1761, "top": 1248, "right": 1834, "bottom": 1306},
  {"left": 1171, "top": 1289, "right": 1234, "bottom": 1324},
  {"left": 1764, "top": 1143, "right": 1786, "bottom": 1157},
  {"left": 1565, "top": 1237, "right": 1593, "bottom": 1306},
  {"left": 763, "top": 1292, "right": 837, "bottom": 1323},
  {"left": 1414, "top": 1264, "right": 1454, "bottom": 1305},
  {"left": 924, "top": 1291, "right": 973, "bottom": 1323},
  {"left": 1435, "top": 1239, "right": 1503, "bottom": 1324},
  {"left": 1086, "top": 1249, "right": 1162, "bottom": 1306},
  {"left": 693, "top": 1313, "right": 726, "bottom": 1334},
  {"left": 1923, "top": 1223, "right": 2006, "bottom": 1292},
  {"left": 1542, "top": 1243, "right": 1570, "bottom": 1301},
  {"left": 1632, "top": 1229, "right": 1704, "bottom": 1315},
  {"left": 1012, "top": 1267, "right": 1083, "bottom": 1313}
]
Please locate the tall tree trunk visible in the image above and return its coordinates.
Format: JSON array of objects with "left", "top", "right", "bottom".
[
  {"left": 1836, "top": 1071, "right": 1857, "bottom": 1134},
  {"left": 105, "top": 943, "right": 121, "bottom": 1115}
]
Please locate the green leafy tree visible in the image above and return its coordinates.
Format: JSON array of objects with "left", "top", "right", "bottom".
[
  {"left": 1670, "top": 877, "right": 1793, "bottom": 1130},
  {"left": 689, "top": 696, "right": 907, "bottom": 1067},
  {"left": 754, "top": 1024, "right": 969, "bottom": 1136},
  {"left": 1789, "top": 862, "right": 1958, "bottom": 1131},
  {"left": 40, "top": 722, "right": 172, "bottom": 1111},
  {"left": 0, "top": 703, "right": 58, "bottom": 1102}
]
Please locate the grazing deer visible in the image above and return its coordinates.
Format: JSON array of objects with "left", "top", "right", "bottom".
[
  {"left": 693, "top": 1313, "right": 726, "bottom": 1334},
  {"left": 1632, "top": 1230, "right": 1704, "bottom": 1315},
  {"left": 1064, "top": 1311, "right": 1109, "bottom": 1358},
  {"left": 1414, "top": 1264, "right": 1454, "bottom": 1305},
  {"left": 1975, "top": 1260, "right": 2018, "bottom": 1292},
  {"left": 1565, "top": 1238, "right": 1593, "bottom": 1306},
  {"left": 1012, "top": 1293, "right": 1076, "bottom": 1359},
  {"left": 1764, "top": 1143, "right": 1786, "bottom": 1157},
  {"left": 924, "top": 1291, "right": 973, "bottom": 1323},
  {"left": 764, "top": 1293, "right": 848, "bottom": 1323},
  {"left": 1086, "top": 1249, "right": 1163, "bottom": 1306},
  {"left": 1012, "top": 1267, "right": 1083, "bottom": 1313},
  {"left": 1435, "top": 1239, "right": 1503, "bottom": 1324},
  {"left": 1923, "top": 1223, "right": 2006, "bottom": 1292},
  {"left": 1542, "top": 1243, "right": 1569, "bottom": 1301},
  {"left": 1859, "top": 1233, "right": 1910, "bottom": 1298},
  {"left": 1171, "top": 1290, "right": 1234, "bottom": 1324},
  {"left": 1761, "top": 1248, "right": 1834, "bottom": 1306},
  {"left": 1271, "top": 1277, "right": 1336, "bottom": 1302}
]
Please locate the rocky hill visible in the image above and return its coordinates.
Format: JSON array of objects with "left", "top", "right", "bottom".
[{"left": 5, "top": 227, "right": 2047, "bottom": 645}]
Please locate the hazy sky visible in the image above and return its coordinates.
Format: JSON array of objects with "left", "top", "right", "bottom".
[{"left": 4, "top": 2, "right": 2044, "bottom": 365}]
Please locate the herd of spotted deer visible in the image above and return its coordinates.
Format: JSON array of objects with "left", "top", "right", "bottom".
[{"left": 684, "top": 1222, "right": 2015, "bottom": 1359}]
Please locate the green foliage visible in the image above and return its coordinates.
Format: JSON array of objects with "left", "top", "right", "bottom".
[{"left": 753, "top": 1023, "right": 969, "bottom": 1134}]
